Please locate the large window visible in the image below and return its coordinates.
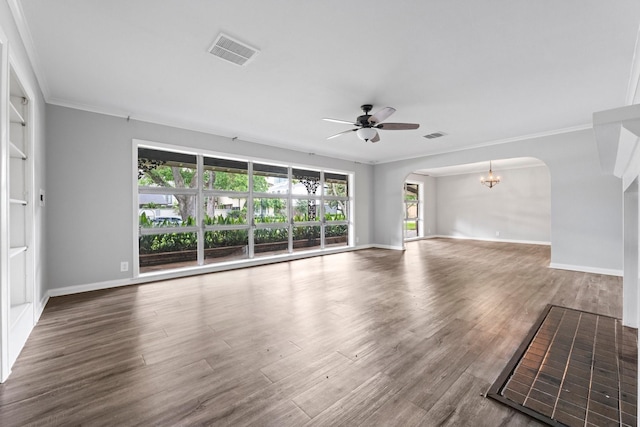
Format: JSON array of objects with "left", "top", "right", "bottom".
[
  {"left": 324, "top": 172, "right": 349, "bottom": 248},
  {"left": 138, "top": 148, "right": 200, "bottom": 272},
  {"left": 404, "top": 182, "right": 421, "bottom": 240},
  {"left": 202, "top": 157, "right": 250, "bottom": 264},
  {"left": 136, "top": 144, "right": 352, "bottom": 273}
]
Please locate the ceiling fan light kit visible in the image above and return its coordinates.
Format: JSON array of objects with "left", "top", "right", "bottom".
[
  {"left": 323, "top": 104, "right": 419, "bottom": 143},
  {"left": 356, "top": 127, "right": 377, "bottom": 142}
]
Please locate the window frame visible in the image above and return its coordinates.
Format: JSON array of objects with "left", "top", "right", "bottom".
[
  {"left": 403, "top": 181, "right": 422, "bottom": 241},
  {"left": 133, "top": 140, "right": 354, "bottom": 276}
]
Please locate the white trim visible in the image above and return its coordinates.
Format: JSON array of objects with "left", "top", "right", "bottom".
[
  {"left": 132, "top": 142, "right": 140, "bottom": 278},
  {"left": 48, "top": 99, "right": 594, "bottom": 166},
  {"left": 405, "top": 235, "right": 438, "bottom": 242},
  {"left": 376, "top": 124, "right": 592, "bottom": 165},
  {"left": 371, "top": 244, "right": 405, "bottom": 251},
  {"left": 52, "top": 100, "right": 370, "bottom": 164},
  {"left": 431, "top": 234, "right": 551, "bottom": 246},
  {"left": 0, "top": 21, "right": 10, "bottom": 384},
  {"left": 48, "top": 245, "right": 372, "bottom": 297},
  {"left": 36, "top": 293, "right": 48, "bottom": 320},
  {"left": 6, "top": 0, "right": 50, "bottom": 99},
  {"left": 549, "top": 263, "right": 623, "bottom": 277},
  {"left": 353, "top": 243, "right": 376, "bottom": 249},
  {"left": 626, "top": 21, "right": 640, "bottom": 105},
  {"left": 133, "top": 138, "right": 353, "bottom": 279},
  {"left": 134, "top": 139, "right": 353, "bottom": 177}
]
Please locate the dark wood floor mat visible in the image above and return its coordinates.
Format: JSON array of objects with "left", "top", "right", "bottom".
[{"left": 487, "top": 305, "right": 637, "bottom": 426}]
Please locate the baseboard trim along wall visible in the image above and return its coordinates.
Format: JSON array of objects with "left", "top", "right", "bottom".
[
  {"left": 47, "top": 244, "right": 374, "bottom": 298},
  {"left": 431, "top": 235, "right": 551, "bottom": 246},
  {"left": 549, "top": 263, "right": 623, "bottom": 277},
  {"left": 44, "top": 242, "right": 621, "bottom": 300},
  {"left": 36, "top": 294, "right": 49, "bottom": 319},
  {"left": 372, "top": 244, "right": 405, "bottom": 251}
]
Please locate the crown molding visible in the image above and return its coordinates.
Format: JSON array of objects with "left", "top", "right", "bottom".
[
  {"left": 626, "top": 22, "right": 640, "bottom": 105},
  {"left": 46, "top": 97, "right": 375, "bottom": 165},
  {"left": 375, "top": 124, "right": 593, "bottom": 165},
  {"left": 6, "top": 0, "right": 50, "bottom": 99}
]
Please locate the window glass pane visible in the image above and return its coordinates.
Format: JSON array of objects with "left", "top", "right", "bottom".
[
  {"left": 405, "top": 202, "right": 418, "bottom": 219},
  {"left": 138, "top": 148, "right": 197, "bottom": 189},
  {"left": 325, "top": 225, "right": 348, "bottom": 248},
  {"left": 324, "top": 200, "right": 348, "bottom": 221},
  {"left": 404, "top": 220, "right": 418, "bottom": 238},
  {"left": 253, "top": 163, "right": 289, "bottom": 194},
  {"left": 204, "top": 196, "right": 247, "bottom": 225},
  {"left": 139, "top": 195, "right": 197, "bottom": 227},
  {"left": 254, "top": 227, "right": 289, "bottom": 257},
  {"left": 292, "top": 226, "right": 321, "bottom": 252},
  {"left": 324, "top": 173, "right": 348, "bottom": 197},
  {"left": 204, "top": 229, "right": 249, "bottom": 263},
  {"left": 203, "top": 157, "right": 249, "bottom": 192},
  {"left": 292, "top": 199, "right": 321, "bottom": 222},
  {"left": 292, "top": 168, "right": 321, "bottom": 196},
  {"left": 254, "top": 198, "right": 288, "bottom": 223},
  {"left": 139, "top": 231, "right": 198, "bottom": 273},
  {"left": 404, "top": 183, "right": 419, "bottom": 200}
]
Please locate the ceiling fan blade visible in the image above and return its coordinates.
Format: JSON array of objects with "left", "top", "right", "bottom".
[
  {"left": 368, "top": 107, "right": 396, "bottom": 124},
  {"left": 327, "top": 129, "right": 357, "bottom": 139},
  {"left": 370, "top": 131, "right": 380, "bottom": 143},
  {"left": 375, "top": 122, "right": 420, "bottom": 130},
  {"left": 323, "top": 118, "right": 356, "bottom": 125}
]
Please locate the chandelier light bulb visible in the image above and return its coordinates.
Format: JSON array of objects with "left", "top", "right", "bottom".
[{"left": 481, "top": 161, "right": 500, "bottom": 189}]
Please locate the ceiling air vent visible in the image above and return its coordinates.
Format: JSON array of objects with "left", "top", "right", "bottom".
[
  {"left": 208, "top": 33, "right": 259, "bottom": 66},
  {"left": 423, "top": 131, "right": 447, "bottom": 139}
]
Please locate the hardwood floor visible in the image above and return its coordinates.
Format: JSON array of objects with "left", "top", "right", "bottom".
[{"left": 0, "top": 238, "right": 625, "bottom": 426}]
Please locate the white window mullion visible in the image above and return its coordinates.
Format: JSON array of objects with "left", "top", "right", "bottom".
[
  {"left": 138, "top": 187, "right": 198, "bottom": 196},
  {"left": 248, "top": 162, "right": 255, "bottom": 258},
  {"left": 288, "top": 166, "right": 293, "bottom": 253},
  {"left": 197, "top": 155, "right": 204, "bottom": 265},
  {"left": 320, "top": 171, "right": 325, "bottom": 249}
]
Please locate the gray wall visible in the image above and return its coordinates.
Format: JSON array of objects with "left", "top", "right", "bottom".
[
  {"left": 0, "top": 2, "right": 48, "bottom": 310},
  {"left": 373, "top": 129, "right": 622, "bottom": 273},
  {"left": 435, "top": 166, "right": 551, "bottom": 243},
  {"left": 45, "top": 105, "right": 374, "bottom": 289}
]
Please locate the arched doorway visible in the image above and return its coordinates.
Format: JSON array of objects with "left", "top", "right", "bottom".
[{"left": 403, "top": 157, "right": 550, "bottom": 246}]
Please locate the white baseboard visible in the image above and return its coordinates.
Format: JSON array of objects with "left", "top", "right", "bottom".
[
  {"left": 47, "top": 245, "right": 379, "bottom": 298},
  {"left": 36, "top": 293, "right": 49, "bottom": 319},
  {"left": 48, "top": 277, "right": 142, "bottom": 297},
  {"left": 549, "top": 263, "right": 623, "bottom": 277},
  {"left": 431, "top": 234, "right": 551, "bottom": 246},
  {"left": 370, "top": 244, "right": 405, "bottom": 251}
]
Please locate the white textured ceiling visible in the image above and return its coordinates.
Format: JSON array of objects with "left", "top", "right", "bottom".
[{"left": 12, "top": 0, "right": 640, "bottom": 164}]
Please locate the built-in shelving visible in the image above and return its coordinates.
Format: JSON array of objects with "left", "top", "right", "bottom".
[
  {"left": 9, "top": 303, "right": 30, "bottom": 332},
  {"left": 9, "top": 247, "right": 27, "bottom": 258},
  {"left": 9, "top": 142, "right": 26, "bottom": 160},
  {"left": 4, "top": 65, "right": 35, "bottom": 373}
]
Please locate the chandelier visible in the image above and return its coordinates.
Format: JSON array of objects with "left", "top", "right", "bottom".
[{"left": 480, "top": 161, "right": 500, "bottom": 188}]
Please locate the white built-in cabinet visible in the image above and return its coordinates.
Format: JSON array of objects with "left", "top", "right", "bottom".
[{"left": 5, "top": 65, "right": 34, "bottom": 371}]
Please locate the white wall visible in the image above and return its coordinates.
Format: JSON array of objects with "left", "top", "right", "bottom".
[
  {"left": 45, "top": 104, "right": 374, "bottom": 290},
  {"left": 373, "top": 128, "right": 622, "bottom": 275},
  {"left": 435, "top": 165, "right": 551, "bottom": 243}
]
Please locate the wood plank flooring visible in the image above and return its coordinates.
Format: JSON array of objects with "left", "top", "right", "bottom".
[{"left": 0, "top": 238, "right": 626, "bottom": 426}]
